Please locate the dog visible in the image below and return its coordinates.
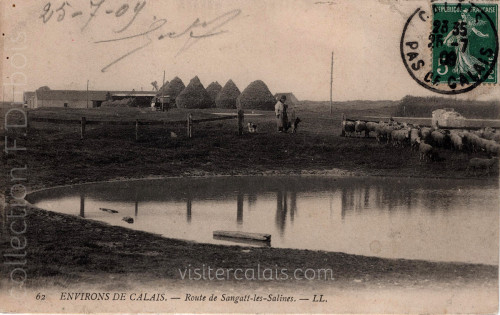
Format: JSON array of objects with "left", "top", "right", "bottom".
[
  {"left": 247, "top": 122, "right": 258, "bottom": 133},
  {"left": 290, "top": 117, "right": 301, "bottom": 133}
]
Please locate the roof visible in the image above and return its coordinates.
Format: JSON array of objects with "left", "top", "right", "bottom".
[
  {"left": 36, "top": 90, "right": 109, "bottom": 101},
  {"left": 35, "top": 90, "right": 157, "bottom": 101},
  {"left": 111, "top": 91, "right": 157, "bottom": 97},
  {"left": 274, "top": 92, "right": 299, "bottom": 104}
]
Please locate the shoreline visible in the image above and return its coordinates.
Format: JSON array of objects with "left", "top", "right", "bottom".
[
  {"left": 16, "top": 204, "right": 499, "bottom": 288},
  {"left": 25, "top": 168, "right": 499, "bottom": 194},
  {"left": 26, "top": 202, "right": 499, "bottom": 268}
]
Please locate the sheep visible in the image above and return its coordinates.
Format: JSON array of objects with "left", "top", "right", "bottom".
[
  {"left": 410, "top": 128, "right": 420, "bottom": 150},
  {"left": 431, "top": 130, "right": 448, "bottom": 147},
  {"left": 381, "top": 124, "right": 398, "bottom": 143},
  {"left": 463, "top": 131, "right": 481, "bottom": 152},
  {"left": 342, "top": 120, "right": 355, "bottom": 137},
  {"left": 418, "top": 140, "right": 434, "bottom": 162},
  {"left": 374, "top": 122, "right": 388, "bottom": 143},
  {"left": 466, "top": 157, "right": 499, "bottom": 176},
  {"left": 420, "top": 127, "right": 432, "bottom": 142},
  {"left": 484, "top": 140, "right": 500, "bottom": 156},
  {"left": 449, "top": 132, "right": 464, "bottom": 151},
  {"left": 482, "top": 127, "right": 496, "bottom": 140},
  {"left": 493, "top": 133, "right": 500, "bottom": 143},
  {"left": 391, "top": 129, "right": 410, "bottom": 147},
  {"left": 366, "top": 122, "right": 379, "bottom": 137},
  {"left": 355, "top": 120, "right": 368, "bottom": 137}
]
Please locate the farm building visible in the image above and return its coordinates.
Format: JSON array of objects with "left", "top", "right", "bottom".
[
  {"left": 23, "top": 91, "right": 35, "bottom": 108},
  {"left": 32, "top": 89, "right": 156, "bottom": 108},
  {"left": 274, "top": 93, "right": 299, "bottom": 105},
  {"left": 108, "top": 91, "right": 157, "bottom": 107}
]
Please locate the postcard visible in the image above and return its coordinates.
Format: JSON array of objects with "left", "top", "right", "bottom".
[{"left": 1, "top": 0, "right": 499, "bottom": 313}]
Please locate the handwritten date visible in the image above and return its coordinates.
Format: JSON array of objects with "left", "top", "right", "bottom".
[{"left": 40, "top": 1, "right": 241, "bottom": 72}]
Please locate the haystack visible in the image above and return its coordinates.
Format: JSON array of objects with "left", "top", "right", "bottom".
[
  {"left": 162, "top": 77, "right": 185, "bottom": 99},
  {"left": 236, "top": 80, "right": 275, "bottom": 111},
  {"left": 157, "top": 81, "right": 169, "bottom": 95},
  {"left": 216, "top": 80, "right": 241, "bottom": 109},
  {"left": 206, "top": 81, "right": 222, "bottom": 108},
  {"left": 175, "top": 76, "right": 212, "bottom": 109}
]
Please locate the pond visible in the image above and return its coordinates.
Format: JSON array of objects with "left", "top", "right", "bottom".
[{"left": 27, "top": 176, "right": 499, "bottom": 265}]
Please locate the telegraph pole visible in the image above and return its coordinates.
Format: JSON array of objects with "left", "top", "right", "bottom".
[
  {"left": 330, "top": 51, "right": 333, "bottom": 115},
  {"left": 86, "top": 80, "right": 89, "bottom": 108}
]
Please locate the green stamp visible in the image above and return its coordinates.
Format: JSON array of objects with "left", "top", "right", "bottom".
[{"left": 431, "top": 3, "right": 498, "bottom": 85}]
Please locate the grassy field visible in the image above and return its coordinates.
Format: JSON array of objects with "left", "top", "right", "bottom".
[
  {"left": 2, "top": 102, "right": 497, "bottom": 191},
  {"left": 1, "top": 101, "right": 498, "bottom": 289}
]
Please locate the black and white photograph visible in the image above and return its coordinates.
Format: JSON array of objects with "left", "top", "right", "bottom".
[{"left": 1, "top": 0, "right": 499, "bottom": 313}]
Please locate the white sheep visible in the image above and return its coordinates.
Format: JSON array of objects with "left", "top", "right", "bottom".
[{"left": 466, "top": 157, "right": 499, "bottom": 176}]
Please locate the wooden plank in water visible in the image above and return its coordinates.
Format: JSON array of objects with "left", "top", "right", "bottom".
[
  {"left": 213, "top": 230, "right": 271, "bottom": 242},
  {"left": 213, "top": 235, "right": 271, "bottom": 247},
  {"left": 99, "top": 207, "right": 119, "bottom": 214}
]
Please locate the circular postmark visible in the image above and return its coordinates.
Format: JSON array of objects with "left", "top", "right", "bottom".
[{"left": 401, "top": 2, "right": 499, "bottom": 94}]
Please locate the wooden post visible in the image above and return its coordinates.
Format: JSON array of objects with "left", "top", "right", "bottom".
[
  {"left": 80, "top": 117, "right": 86, "bottom": 140},
  {"left": 341, "top": 113, "right": 345, "bottom": 137},
  {"left": 25, "top": 110, "right": 29, "bottom": 136},
  {"left": 187, "top": 114, "right": 192, "bottom": 138},
  {"left": 237, "top": 109, "right": 244, "bottom": 135},
  {"left": 135, "top": 119, "right": 139, "bottom": 141}
]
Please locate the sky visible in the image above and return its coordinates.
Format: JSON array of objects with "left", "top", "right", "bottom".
[{"left": 1, "top": 0, "right": 499, "bottom": 102}]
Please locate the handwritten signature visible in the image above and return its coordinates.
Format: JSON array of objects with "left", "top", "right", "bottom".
[{"left": 40, "top": 1, "right": 241, "bottom": 72}]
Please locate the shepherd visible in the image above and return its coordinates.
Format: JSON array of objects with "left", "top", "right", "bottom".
[{"left": 275, "top": 95, "right": 288, "bottom": 132}]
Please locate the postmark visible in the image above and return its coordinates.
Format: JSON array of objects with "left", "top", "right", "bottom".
[{"left": 401, "top": 2, "right": 499, "bottom": 94}]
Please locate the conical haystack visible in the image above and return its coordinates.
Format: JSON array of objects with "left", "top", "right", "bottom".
[
  {"left": 162, "top": 77, "right": 185, "bottom": 99},
  {"left": 157, "top": 81, "right": 169, "bottom": 95},
  {"left": 175, "top": 76, "right": 212, "bottom": 109},
  {"left": 216, "top": 80, "right": 241, "bottom": 109},
  {"left": 206, "top": 81, "right": 222, "bottom": 108},
  {"left": 236, "top": 80, "right": 275, "bottom": 111}
]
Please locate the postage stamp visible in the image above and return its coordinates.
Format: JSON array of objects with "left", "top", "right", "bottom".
[
  {"left": 431, "top": 3, "right": 498, "bottom": 85},
  {"left": 401, "top": 1, "right": 499, "bottom": 94},
  {"left": 1, "top": 0, "right": 499, "bottom": 314}
]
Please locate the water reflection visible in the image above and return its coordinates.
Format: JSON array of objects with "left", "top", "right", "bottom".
[
  {"left": 28, "top": 176, "right": 499, "bottom": 264},
  {"left": 275, "top": 190, "right": 287, "bottom": 236},
  {"left": 80, "top": 194, "right": 85, "bottom": 218},
  {"left": 237, "top": 192, "right": 243, "bottom": 225},
  {"left": 71, "top": 181, "right": 494, "bottom": 227},
  {"left": 186, "top": 199, "right": 192, "bottom": 223}
]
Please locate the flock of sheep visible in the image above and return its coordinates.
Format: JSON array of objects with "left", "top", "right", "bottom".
[{"left": 342, "top": 119, "right": 500, "bottom": 175}]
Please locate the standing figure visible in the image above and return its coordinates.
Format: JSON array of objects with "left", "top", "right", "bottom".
[{"left": 275, "top": 95, "right": 287, "bottom": 132}]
